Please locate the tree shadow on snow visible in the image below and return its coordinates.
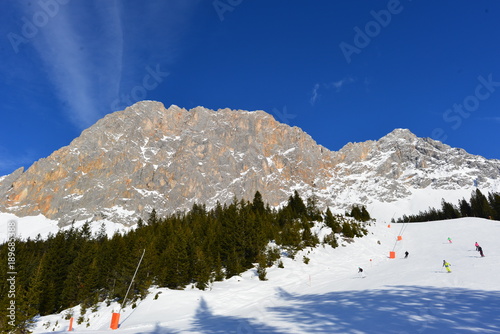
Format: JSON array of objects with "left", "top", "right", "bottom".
[
  {"left": 138, "top": 322, "right": 181, "bottom": 334},
  {"left": 269, "top": 286, "right": 500, "bottom": 334},
  {"left": 190, "top": 297, "right": 283, "bottom": 334}
]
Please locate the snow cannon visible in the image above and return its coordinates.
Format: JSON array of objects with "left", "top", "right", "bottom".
[{"left": 110, "top": 312, "right": 120, "bottom": 330}]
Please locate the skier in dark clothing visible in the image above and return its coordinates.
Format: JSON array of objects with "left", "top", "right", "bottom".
[
  {"left": 404, "top": 251, "right": 409, "bottom": 259},
  {"left": 478, "top": 246, "right": 485, "bottom": 257}
]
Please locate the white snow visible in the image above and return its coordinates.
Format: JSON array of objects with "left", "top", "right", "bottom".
[
  {"left": 27, "top": 217, "right": 500, "bottom": 333},
  {"left": 0, "top": 213, "right": 128, "bottom": 243},
  {"left": 0, "top": 213, "right": 59, "bottom": 242},
  {"left": 367, "top": 187, "right": 476, "bottom": 223},
  {"left": 64, "top": 193, "right": 84, "bottom": 201}
]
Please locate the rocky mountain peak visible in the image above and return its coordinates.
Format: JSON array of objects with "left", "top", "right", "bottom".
[
  {"left": 0, "top": 101, "right": 499, "bottom": 226},
  {"left": 0, "top": 101, "right": 333, "bottom": 225}
]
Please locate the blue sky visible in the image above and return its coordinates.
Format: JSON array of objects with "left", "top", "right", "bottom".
[{"left": 1, "top": 1, "right": 500, "bottom": 176}]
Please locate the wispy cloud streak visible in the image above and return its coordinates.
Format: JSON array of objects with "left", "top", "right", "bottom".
[
  {"left": 27, "top": 0, "right": 124, "bottom": 129},
  {"left": 21, "top": 0, "right": 199, "bottom": 130},
  {"left": 310, "top": 83, "right": 320, "bottom": 106},
  {"left": 309, "top": 77, "right": 356, "bottom": 106}
]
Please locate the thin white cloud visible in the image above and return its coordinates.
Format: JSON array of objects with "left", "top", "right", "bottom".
[
  {"left": 23, "top": 0, "right": 199, "bottom": 129},
  {"left": 310, "top": 77, "right": 356, "bottom": 106},
  {"left": 310, "top": 83, "right": 320, "bottom": 106},
  {"left": 329, "top": 76, "right": 356, "bottom": 92},
  {"left": 28, "top": 1, "right": 124, "bottom": 128}
]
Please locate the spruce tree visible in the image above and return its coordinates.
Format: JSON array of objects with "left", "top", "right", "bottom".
[
  {"left": 360, "top": 206, "right": 371, "bottom": 221},
  {"left": 441, "top": 200, "right": 459, "bottom": 219},
  {"left": 459, "top": 198, "right": 472, "bottom": 217},
  {"left": 471, "top": 189, "right": 493, "bottom": 218},
  {"left": 488, "top": 192, "right": 500, "bottom": 220},
  {"left": 342, "top": 222, "right": 355, "bottom": 238},
  {"left": 252, "top": 191, "right": 266, "bottom": 215},
  {"left": 256, "top": 252, "right": 267, "bottom": 281}
]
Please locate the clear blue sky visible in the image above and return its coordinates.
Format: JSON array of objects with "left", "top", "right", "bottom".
[{"left": 1, "top": 1, "right": 500, "bottom": 176}]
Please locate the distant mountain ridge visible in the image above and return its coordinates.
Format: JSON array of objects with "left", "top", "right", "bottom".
[{"left": 1, "top": 101, "right": 499, "bottom": 226}]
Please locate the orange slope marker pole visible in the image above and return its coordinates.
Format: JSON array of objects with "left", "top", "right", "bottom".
[{"left": 110, "top": 312, "right": 120, "bottom": 330}]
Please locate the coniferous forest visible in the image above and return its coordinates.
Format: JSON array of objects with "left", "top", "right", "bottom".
[
  {"left": 0, "top": 191, "right": 369, "bottom": 332},
  {"left": 395, "top": 189, "right": 500, "bottom": 223}
]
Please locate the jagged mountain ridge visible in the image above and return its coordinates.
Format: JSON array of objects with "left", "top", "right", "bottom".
[{"left": 1, "top": 101, "right": 499, "bottom": 226}]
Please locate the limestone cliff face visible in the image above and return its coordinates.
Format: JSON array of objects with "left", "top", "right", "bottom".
[
  {"left": 1, "top": 101, "right": 499, "bottom": 226},
  {"left": 0, "top": 101, "right": 334, "bottom": 225},
  {"left": 329, "top": 129, "right": 500, "bottom": 204}
]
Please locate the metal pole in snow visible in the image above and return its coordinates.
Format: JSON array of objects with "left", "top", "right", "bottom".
[{"left": 120, "top": 249, "right": 146, "bottom": 313}]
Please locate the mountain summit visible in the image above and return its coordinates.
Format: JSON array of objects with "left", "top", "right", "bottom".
[{"left": 1, "top": 101, "right": 499, "bottom": 226}]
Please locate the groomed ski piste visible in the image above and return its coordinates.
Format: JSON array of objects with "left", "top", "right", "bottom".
[{"left": 22, "top": 216, "right": 499, "bottom": 334}]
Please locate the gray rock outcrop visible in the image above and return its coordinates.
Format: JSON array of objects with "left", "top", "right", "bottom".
[{"left": 0, "top": 101, "right": 499, "bottom": 226}]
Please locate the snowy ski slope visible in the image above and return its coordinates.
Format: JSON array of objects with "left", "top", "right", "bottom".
[{"left": 29, "top": 217, "right": 500, "bottom": 334}]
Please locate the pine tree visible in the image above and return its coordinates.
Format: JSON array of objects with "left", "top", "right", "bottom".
[
  {"left": 147, "top": 209, "right": 158, "bottom": 226},
  {"left": 11, "top": 283, "right": 37, "bottom": 334},
  {"left": 288, "top": 191, "right": 307, "bottom": 217},
  {"left": 323, "top": 232, "right": 338, "bottom": 248},
  {"left": 489, "top": 193, "right": 500, "bottom": 220},
  {"left": 360, "top": 206, "right": 371, "bottom": 221},
  {"left": 459, "top": 198, "right": 472, "bottom": 217},
  {"left": 61, "top": 239, "right": 97, "bottom": 308},
  {"left": 212, "top": 254, "right": 225, "bottom": 282},
  {"left": 306, "top": 196, "right": 322, "bottom": 221},
  {"left": 342, "top": 222, "right": 355, "bottom": 238},
  {"left": 252, "top": 191, "right": 266, "bottom": 215},
  {"left": 348, "top": 206, "right": 362, "bottom": 220},
  {"left": 324, "top": 208, "right": 342, "bottom": 233},
  {"left": 193, "top": 247, "right": 212, "bottom": 290},
  {"left": 488, "top": 192, "right": 500, "bottom": 220},
  {"left": 225, "top": 247, "right": 244, "bottom": 278},
  {"left": 256, "top": 252, "right": 267, "bottom": 281},
  {"left": 470, "top": 189, "right": 493, "bottom": 218},
  {"left": 441, "top": 199, "right": 459, "bottom": 219}
]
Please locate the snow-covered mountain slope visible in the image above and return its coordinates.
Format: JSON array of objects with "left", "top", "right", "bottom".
[
  {"left": 0, "top": 212, "right": 128, "bottom": 243},
  {"left": 1, "top": 100, "right": 499, "bottom": 227},
  {"left": 31, "top": 217, "right": 500, "bottom": 334}
]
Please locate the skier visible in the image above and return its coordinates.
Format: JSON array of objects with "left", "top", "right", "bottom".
[
  {"left": 358, "top": 267, "right": 364, "bottom": 277},
  {"left": 478, "top": 246, "right": 485, "bottom": 257},
  {"left": 475, "top": 242, "right": 480, "bottom": 251},
  {"left": 443, "top": 260, "right": 452, "bottom": 273},
  {"left": 404, "top": 251, "right": 409, "bottom": 259},
  {"left": 447, "top": 237, "right": 452, "bottom": 243}
]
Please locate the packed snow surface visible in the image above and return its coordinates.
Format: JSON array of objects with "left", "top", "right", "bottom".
[
  {"left": 27, "top": 217, "right": 500, "bottom": 334},
  {"left": 0, "top": 212, "right": 128, "bottom": 243}
]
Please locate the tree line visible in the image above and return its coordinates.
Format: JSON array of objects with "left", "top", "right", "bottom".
[
  {"left": 0, "top": 191, "right": 369, "bottom": 333},
  {"left": 395, "top": 189, "right": 500, "bottom": 223}
]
